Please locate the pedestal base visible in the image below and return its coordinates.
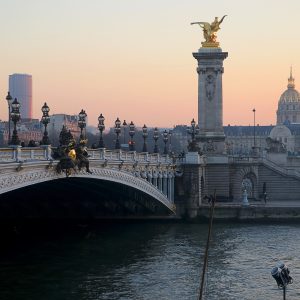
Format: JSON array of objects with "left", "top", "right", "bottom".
[
  {"left": 196, "top": 133, "right": 226, "bottom": 155},
  {"left": 201, "top": 42, "right": 220, "bottom": 48}
]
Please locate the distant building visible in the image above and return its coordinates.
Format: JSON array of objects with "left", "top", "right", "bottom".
[
  {"left": 277, "top": 69, "right": 300, "bottom": 125},
  {"left": 0, "top": 119, "right": 43, "bottom": 146},
  {"left": 48, "top": 114, "right": 81, "bottom": 145},
  {"left": 9, "top": 74, "right": 32, "bottom": 119}
]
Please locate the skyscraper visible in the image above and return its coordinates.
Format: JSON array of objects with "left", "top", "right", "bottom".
[{"left": 9, "top": 73, "right": 32, "bottom": 119}]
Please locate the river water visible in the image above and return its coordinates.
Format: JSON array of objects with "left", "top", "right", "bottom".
[{"left": 1, "top": 222, "right": 300, "bottom": 300}]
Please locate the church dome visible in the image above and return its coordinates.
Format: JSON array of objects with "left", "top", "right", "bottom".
[{"left": 279, "top": 70, "right": 300, "bottom": 104}]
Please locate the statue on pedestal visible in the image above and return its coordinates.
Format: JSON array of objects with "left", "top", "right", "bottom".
[{"left": 191, "top": 15, "right": 227, "bottom": 48}]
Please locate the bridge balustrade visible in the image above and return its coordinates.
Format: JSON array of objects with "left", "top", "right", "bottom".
[
  {"left": 0, "top": 147, "right": 172, "bottom": 164},
  {"left": 0, "top": 146, "right": 52, "bottom": 163}
]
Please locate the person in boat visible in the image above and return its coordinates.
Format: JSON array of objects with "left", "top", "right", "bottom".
[{"left": 76, "top": 139, "right": 92, "bottom": 174}]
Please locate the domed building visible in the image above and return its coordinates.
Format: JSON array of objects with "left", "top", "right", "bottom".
[{"left": 277, "top": 69, "right": 300, "bottom": 125}]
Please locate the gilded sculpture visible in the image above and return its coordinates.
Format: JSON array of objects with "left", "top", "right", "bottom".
[{"left": 191, "top": 15, "right": 227, "bottom": 48}]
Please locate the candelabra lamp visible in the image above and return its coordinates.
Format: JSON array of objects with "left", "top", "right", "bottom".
[
  {"left": 5, "top": 92, "right": 13, "bottom": 144},
  {"left": 98, "top": 113, "right": 105, "bottom": 148},
  {"left": 142, "top": 124, "right": 148, "bottom": 152},
  {"left": 163, "top": 129, "right": 169, "bottom": 155},
  {"left": 153, "top": 127, "right": 159, "bottom": 153},
  {"left": 10, "top": 98, "right": 21, "bottom": 146},
  {"left": 41, "top": 102, "right": 51, "bottom": 145},
  {"left": 114, "top": 117, "right": 121, "bottom": 149},
  {"left": 129, "top": 121, "right": 135, "bottom": 151},
  {"left": 188, "top": 118, "right": 199, "bottom": 152},
  {"left": 122, "top": 120, "right": 127, "bottom": 144},
  {"left": 78, "top": 109, "right": 87, "bottom": 141},
  {"left": 168, "top": 130, "right": 172, "bottom": 154}
]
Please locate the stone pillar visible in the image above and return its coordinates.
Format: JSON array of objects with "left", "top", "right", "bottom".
[
  {"left": 153, "top": 170, "right": 158, "bottom": 188},
  {"left": 158, "top": 172, "right": 163, "bottom": 192},
  {"left": 193, "top": 48, "right": 228, "bottom": 154},
  {"left": 163, "top": 171, "right": 168, "bottom": 196},
  {"left": 171, "top": 175, "right": 175, "bottom": 203},
  {"left": 41, "top": 145, "right": 52, "bottom": 160},
  {"left": 147, "top": 170, "right": 152, "bottom": 183},
  {"left": 168, "top": 172, "right": 172, "bottom": 201},
  {"left": 10, "top": 145, "right": 22, "bottom": 162}
]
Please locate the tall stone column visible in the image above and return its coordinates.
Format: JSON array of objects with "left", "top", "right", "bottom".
[
  {"left": 163, "top": 171, "right": 168, "bottom": 196},
  {"left": 158, "top": 172, "right": 163, "bottom": 192},
  {"left": 193, "top": 48, "right": 228, "bottom": 154}
]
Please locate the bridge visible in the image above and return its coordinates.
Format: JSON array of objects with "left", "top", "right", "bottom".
[{"left": 0, "top": 146, "right": 176, "bottom": 218}]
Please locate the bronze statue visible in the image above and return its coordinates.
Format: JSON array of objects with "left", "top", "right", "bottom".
[
  {"left": 76, "top": 139, "right": 92, "bottom": 174},
  {"left": 54, "top": 139, "right": 92, "bottom": 177},
  {"left": 191, "top": 15, "right": 227, "bottom": 47}
]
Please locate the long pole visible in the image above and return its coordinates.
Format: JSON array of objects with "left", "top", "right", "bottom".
[
  {"left": 8, "top": 103, "right": 11, "bottom": 144},
  {"left": 199, "top": 190, "right": 216, "bottom": 300},
  {"left": 283, "top": 285, "right": 286, "bottom": 300}
]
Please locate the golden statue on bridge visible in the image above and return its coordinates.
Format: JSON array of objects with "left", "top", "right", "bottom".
[{"left": 191, "top": 15, "right": 227, "bottom": 48}]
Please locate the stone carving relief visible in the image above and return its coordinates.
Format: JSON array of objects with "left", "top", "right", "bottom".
[
  {"left": 203, "top": 140, "right": 216, "bottom": 152},
  {"left": 266, "top": 137, "right": 286, "bottom": 153},
  {"left": 205, "top": 74, "right": 216, "bottom": 101}
]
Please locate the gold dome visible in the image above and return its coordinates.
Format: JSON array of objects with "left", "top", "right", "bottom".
[{"left": 279, "top": 68, "right": 300, "bottom": 104}]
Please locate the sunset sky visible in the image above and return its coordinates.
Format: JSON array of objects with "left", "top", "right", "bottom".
[{"left": 0, "top": 0, "right": 299, "bottom": 128}]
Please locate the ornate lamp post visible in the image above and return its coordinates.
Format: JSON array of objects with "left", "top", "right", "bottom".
[
  {"left": 97, "top": 113, "right": 105, "bottom": 148},
  {"left": 168, "top": 130, "right": 172, "bottom": 154},
  {"left": 78, "top": 109, "right": 87, "bottom": 141},
  {"left": 114, "top": 117, "right": 121, "bottom": 149},
  {"left": 153, "top": 127, "right": 159, "bottom": 153},
  {"left": 10, "top": 98, "right": 21, "bottom": 145},
  {"left": 188, "top": 118, "right": 199, "bottom": 151},
  {"left": 190, "top": 118, "right": 196, "bottom": 141},
  {"left": 123, "top": 120, "right": 127, "bottom": 144},
  {"left": 163, "top": 129, "right": 169, "bottom": 155},
  {"left": 41, "top": 102, "right": 51, "bottom": 145},
  {"left": 129, "top": 121, "right": 135, "bottom": 151},
  {"left": 5, "top": 92, "right": 13, "bottom": 144},
  {"left": 142, "top": 124, "right": 148, "bottom": 152}
]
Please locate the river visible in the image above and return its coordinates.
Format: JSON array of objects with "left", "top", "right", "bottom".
[{"left": 1, "top": 221, "right": 300, "bottom": 299}]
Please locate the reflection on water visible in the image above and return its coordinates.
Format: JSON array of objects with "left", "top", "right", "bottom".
[{"left": 1, "top": 222, "right": 300, "bottom": 300}]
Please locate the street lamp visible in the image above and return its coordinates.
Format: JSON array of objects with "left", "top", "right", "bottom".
[
  {"left": 168, "top": 130, "right": 172, "bottom": 154},
  {"left": 78, "top": 109, "right": 87, "bottom": 141},
  {"left": 129, "top": 121, "right": 135, "bottom": 151},
  {"left": 253, "top": 108, "right": 256, "bottom": 150},
  {"left": 190, "top": 118, "right": 196, "bottom": 141},
  {"left": 188, "top": 118, "right": 199, "bottom": 151},
  {"left": 142, "top": 124, "right": 148, "bottom": 152},
  {"left": 153, "top": 127, "right": 159, "bottom": 153},
  {"left": 163, "top": 129, "right": 169, "bottom": 155},
  {"left": 123, "top": 120, "right": 127, "bottom": 144},
  {"left": 114, "top": 117, "right": 121, "bottom": 149},
  {"left": 98, "top": 113, "right": 105, "bottom": 148},
  {"left": 10, "top": 98, "right": 21, "bottom": 146},
  {"left": 41, "top": 102, "right": 51, "bottom": 145},
  {"left": 271, "top": 262, "right": 293, "bottom": 300},
  {"left": 5, "top": 92, "right": 13, "bottom": 144}
]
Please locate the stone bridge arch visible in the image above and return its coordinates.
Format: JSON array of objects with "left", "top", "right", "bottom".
[{"left": 0, "top": 164, "right": 175, "bottom": 215}]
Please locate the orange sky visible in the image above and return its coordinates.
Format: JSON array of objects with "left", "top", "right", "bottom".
[{"left": 0, "top": 0, "right": 299, "bottom": 128}]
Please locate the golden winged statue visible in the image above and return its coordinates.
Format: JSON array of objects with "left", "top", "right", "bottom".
[{"left": 191, "top": 15, "right": 227, "bottom": 48}]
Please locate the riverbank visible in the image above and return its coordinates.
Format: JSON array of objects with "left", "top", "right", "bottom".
[{"left": 197, "top": 201, "right": 300, "bottom": 221}]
